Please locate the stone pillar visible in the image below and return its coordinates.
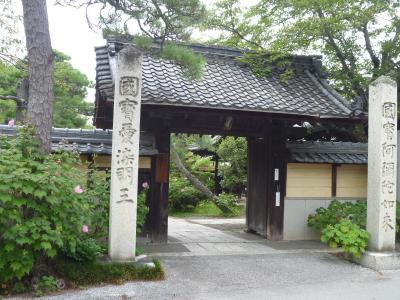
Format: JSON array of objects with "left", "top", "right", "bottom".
[
  {"left": 367, "top": 76, "right": 397, "bottom": 251},
  {"left": 109, "top": 45, "right": 142, "bottom": 261}
]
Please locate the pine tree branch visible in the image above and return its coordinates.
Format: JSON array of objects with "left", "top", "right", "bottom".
[{"left": 0, "top": 95, "right": 25, "bottom": 104}]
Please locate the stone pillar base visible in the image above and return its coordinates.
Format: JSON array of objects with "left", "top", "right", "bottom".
[{"left": 353, "top": 251, "right": 400, "bottom": 271}]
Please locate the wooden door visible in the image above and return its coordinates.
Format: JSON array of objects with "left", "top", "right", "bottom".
[{"left": 246, "top": 137, "right": 268, "bottom": 235}]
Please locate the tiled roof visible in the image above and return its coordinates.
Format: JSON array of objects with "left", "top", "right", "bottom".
[
  {"left": 287, "top": 141, "right": 367, "bottom": 164},
  {"left": 95, "top": 40, "right": 360, "bottom": 120},
  {"left": 0, "top": 125, "right": 158, "bottom": 156}
]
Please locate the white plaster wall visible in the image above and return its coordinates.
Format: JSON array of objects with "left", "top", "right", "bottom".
[{"left": 283, "top": 198, "right": 365, "bottom": 240}]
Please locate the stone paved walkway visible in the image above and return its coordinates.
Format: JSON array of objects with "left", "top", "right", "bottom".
[
  {"left": 138, "top": 217, "right": 332, "bottom": 257},
  {"left": 16, "top": 217, "right": 400, "bottom": 300}
]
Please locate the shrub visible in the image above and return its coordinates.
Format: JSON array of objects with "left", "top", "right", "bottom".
[
  {"left": 85, "top": 169, "right": 110, "bottom": 238},
  {"left": 0, "top": 127, "right": 92, "bottom": 284},
  {"left": 308, "top": 199, "right": 400, "bottom": 256},
  {"left": 62, "top": 237, "right": 104, "bottom": 262},
  {"left": 216, "top": 193, "right": 238, "bottom": 212},
  {"left": 169, "top": 174, "right": 207, "bottom": 211},
  {"left": 321, "top": 220, "right": 369, "bottom": 258},
  {"left": 33, "top": 276, "right": 59, "bottom": 297},
  {"left": 137, "top": 184, "right": 150, "bottom": 233},
  {"left": 85, "top": 170, "right": 149, "bottom": 236},
  {"left": 307, "top": 200, "right": 367, "bottom": 231}
]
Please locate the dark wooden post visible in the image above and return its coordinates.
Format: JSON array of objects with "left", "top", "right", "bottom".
[
  {"left": 246, "top": 136, "right": 268, "bottom": 235},
  {"left": 148, "top": 131, "right": 170, "bottom": 243},
  {"left": 265, "top": 122, "right": 287, "bottom": 240}
]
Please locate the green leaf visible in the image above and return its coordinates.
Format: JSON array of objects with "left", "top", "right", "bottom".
[
  {"left": 34, "top": 190, "right": 47, "bottom": 199},
  {"left": 40, "top": 241, "right": 52, "bottom": 250}
]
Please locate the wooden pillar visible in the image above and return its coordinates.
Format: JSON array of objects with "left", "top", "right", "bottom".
[
  {"left": 246, "top": 137, "right": 268, "bottom": 235},
  {"left": 265, "top": 124, "right": 287, "bottom": 240},
  {"left": 148, "top": 131, "right": 170, "bottom": 243}
]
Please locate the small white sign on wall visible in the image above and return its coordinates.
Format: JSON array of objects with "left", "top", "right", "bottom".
[
  {"left": 275, "top": 191, "right": 281, "bottom": 206},
  {"left": 274, "top": 168, "right": 279, "bottom": 181}
]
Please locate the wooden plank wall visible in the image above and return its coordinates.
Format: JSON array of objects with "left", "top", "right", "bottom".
[
  {"left": 286, "top": 163, "right": 367, "bottom": 198},
  {"left": 286, "top": 164, "right": 332, "bottom": 197},
  {"left": 336, "top": 165, "right": 367, "bottom": 198}
]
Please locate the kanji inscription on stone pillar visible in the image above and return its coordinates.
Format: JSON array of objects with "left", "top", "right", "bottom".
[
  {"left": 109, "top": 45, "right": 142, "bottom": 261},
  {"left": 367, "top": 76, "right": 398, "bottom": 251}
]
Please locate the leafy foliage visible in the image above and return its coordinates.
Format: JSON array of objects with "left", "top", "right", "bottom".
[
  {"left": 59, "top": 0, "right": 206, "bottom": 44},
  {"left": 52, "top": 50, "right": 93, "bottom": 128},
  {"left": 321, "top": 220, "right": 369, "bottom": 258},
  {"left": 85, "top": 168, "right": 110, "bottom": 238},
  {"left": 0, "top": 127, "right": 92, "bottom": 283},
  {"left": 206, "top": 0, "right": 400, "bottom": 108},
  {"left": 58, "top": 0, "right": 206, "bottom": 79},
  {"left": 137, "top": 186, "right": 150, "bottom": 234},
  {"left": 62, "top": 237, "right": 104, "bottom": 263},
  {"left": 308, "top": 200, "right": 400, "bottom": 256},
  {"left": 33, "top": 276, "right": 59, "bottom": 297},
  {"left": 0, "top": 127, "right": 150, "bottom": 291},
  {"left": 161, "top": 44, "right": 205, "bottom": 80},
  {"left": 0, "top": 0, "right": 23, "bottom": 64},
  {"left": 216, "top": 137, "right": 247, "bottom": 194},
  {"left": 215, "top": 193, "right": 240, "bottom": 215},
  {"left": 0, "top": 50, "right": 92, "bottom": 127},
  {"left": 307, "top": 200, "right": 367, "bottom": 231},
  {"left": 0, "top": 61, "right": 23, "bottom": 123},
  {"left": 169, "top": 172, "right": 208, "bottom": 211}
]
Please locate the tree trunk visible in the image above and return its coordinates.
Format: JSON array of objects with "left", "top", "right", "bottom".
[
  {"left": 21, "top": 0, "right": 54, "bottom": 154},
  {"left": 171, "top": 144, "right": 232, "bottom": 214}
]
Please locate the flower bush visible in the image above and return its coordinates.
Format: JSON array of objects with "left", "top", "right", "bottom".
[
  {"left": 0, "top": 127, "right": 153, "bottom": 294},
  {"left": 0, "top": 127, "right": 92, "bottom": 284}
]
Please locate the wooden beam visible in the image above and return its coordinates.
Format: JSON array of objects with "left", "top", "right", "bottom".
[{"left": 332, "top": 164, "right": 338, "bottom": 197}]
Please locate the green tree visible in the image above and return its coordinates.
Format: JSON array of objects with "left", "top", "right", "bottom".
[
  {"left": 206, "top": 0, "right": 400, "bottom": 109},
  {"left": 56, "top": 0, "right": 207, "bottom": 79},
  {"left": 0, "top": 62, "right": 23, "bottom": 124},
  {"left": 0, "top": 51, "right": 92, "bottom": 128},
  {"left": 216, "top": 137, "right": 247, "bottom": 194},
  {"left": 52, "top": 51, "right": 92, "bottom": 128},
  {"left": 0, "top": 0, "right": 23, "bottom": 64}
]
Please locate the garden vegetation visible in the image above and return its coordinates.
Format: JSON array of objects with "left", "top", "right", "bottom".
[
  {"left": 0, "top": 127, "right": 161, "bottom": 296},
  {"left": 308, "top": 200, "right": 400, "bottom": 257}
]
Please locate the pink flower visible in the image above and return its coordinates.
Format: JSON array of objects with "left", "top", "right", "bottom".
[
  {"left": 81, "top": 225, "right": 89, "bottom": 233},
  {"left": 8, "top": 119, "right": 15, "bottom": 127},
  {"left": 74, "top": 185, "right": 83, "bottom": 194},
  {"left": 142, "top": 182, "right": 149, "bottom": 189}
]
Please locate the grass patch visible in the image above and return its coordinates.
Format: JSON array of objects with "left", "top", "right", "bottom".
[
  {"left": 53, "top": 257, "right": 164, "bottom": 288},
  {"left": 170, "top": 201, "right": 245, "bottom": 218}
]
